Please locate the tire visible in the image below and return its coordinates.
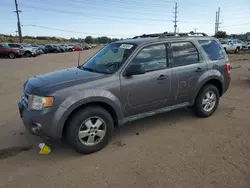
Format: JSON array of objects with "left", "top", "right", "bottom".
[
  {"left": 192, "top": 84, "right": 220, "bottom": 118},
  {"left": 66, "top": 106, "right": 114, "bottom": 154},
  {"left": 69, "top": 48, "right": 73, "bottom": 52},
  {"left": 8, "top": 52, "right": 16, "bottom": 59},
  {"left": 25, "top": 51, "right": 32, "bottom": 57},
  {"left": 235, "top": 47, "right": 240, "bottom": 53}
]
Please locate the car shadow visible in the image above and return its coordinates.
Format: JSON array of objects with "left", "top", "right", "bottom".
[{"left": 0, "top": 108, "right": 196, "bottom": 160}]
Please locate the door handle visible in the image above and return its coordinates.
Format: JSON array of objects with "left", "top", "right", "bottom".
[
  {"left": 195, "top": 68, "right": 203, "bottom": 72},
  {"left": 157, "top": 75, "right": 168, "bottom": 80}
]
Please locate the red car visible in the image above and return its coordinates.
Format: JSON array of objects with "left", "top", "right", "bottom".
[
  {"left": 74, "top": 46, "right": 83, "bottom": 51},
  {"left": 0, "top": 43, "right": 23, "bottom": 59}
]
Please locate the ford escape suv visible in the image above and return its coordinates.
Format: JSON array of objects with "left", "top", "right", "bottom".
[{"left": 18, "top": 32, "right": 231, "bottom": 154}]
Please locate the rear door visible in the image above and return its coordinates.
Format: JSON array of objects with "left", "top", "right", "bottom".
[{"left": 169, "top": 41, "right": 207, "bottom": 104}]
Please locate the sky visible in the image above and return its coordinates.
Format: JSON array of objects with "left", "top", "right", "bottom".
[{"left": 1, "top": 0, "right": 250, "bottom": 39}]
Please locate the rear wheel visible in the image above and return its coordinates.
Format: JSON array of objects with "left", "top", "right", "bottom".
[
  {"left": 8, "top": 52, "right": 16, "bottom": 59},
  {"left": 235, "top": 47, "right": 240, "bottom": 53},
  {"left": 66, "top": 106, "right": 114, "bottom": 154},
  {"left": 192, "top": 84, "right": 220, "bottom": 117}
]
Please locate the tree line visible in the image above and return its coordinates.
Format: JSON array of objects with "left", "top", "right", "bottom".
[
  {"left": 0, "top": 33, "right": 123, "bottom": 44},
  {"left": 214, "top": 31, "right": 250, "bottom": 41}
]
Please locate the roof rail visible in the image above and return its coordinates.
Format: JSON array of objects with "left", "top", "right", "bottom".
[{"left": 133, "top": 31, "right": 208, "bottom": 39}]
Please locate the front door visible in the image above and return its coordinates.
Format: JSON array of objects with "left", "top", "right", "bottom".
[
  {"left": 120, "top": 43, "right": 172, "bottom": 117},
  {"left": 169, "top": 41, "right": 207, "bottom": 104}
]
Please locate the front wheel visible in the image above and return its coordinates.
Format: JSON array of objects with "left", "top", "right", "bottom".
[
  {"left": 235, "top": 47, "right": 240, "bottom": 53},
  {"left": 66, "top": 106, "right": 114, "bottom": 154},
  {"left": 8, "top": 52, "right": 16, "bottom": 59},
  {"left": 192, "top": 84, "right": 220, "bottom": 117},
  {"left": 25, "top": 51, "right": 32, "bottom": 57}
]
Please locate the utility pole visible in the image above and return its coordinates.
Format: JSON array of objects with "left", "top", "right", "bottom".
[
  {"left": 173, "top": 2, "right": 178, "bottom": 34},
  {"left": 215, "top": 11, "right": 218, "bottom": 34},
  {"left": 14, "top": 0, "right": 22, "bottom": 43},
  {"left": 215, "top": 7, "right": 221, "bottom": 35},
  {"left": 217, "top": 7, "right": 221, "bottom": 32}
]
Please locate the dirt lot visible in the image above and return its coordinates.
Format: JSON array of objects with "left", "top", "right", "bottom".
[{"left": 0, "top": 50, "right": 250, "bottom": 188}]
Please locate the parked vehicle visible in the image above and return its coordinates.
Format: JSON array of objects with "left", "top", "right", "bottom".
[
  {"left": 81, "top": 43, "right": 91, "bottom": 50},
  {"left": 31, "top": 44, "right": 48, "bottom": 53},
  {"left": 60, "top": 44, "right": 74, "bottom": 52},
  {"left": 248, "top": 42, "right": 250, "bottom": 50},
  {"left": 74, "top": 45, "right": 83, "bottom": 51},
  {"left": 45, "top": 45, "right": 60, "bottom": 53},
  {"left": 56, "top": 45, "right": 66, "bottom": 52},
  {"left": 0, "top": 43, "right": 23, "bottom": 58},
  {"left": 18, "top": 33, "right": 231, "bottom": 154},
  {"left": 8, "top": 43, "right": 39, "bottom": 57},
  {"left": 220, "top": 39, "right": 244, "bottom": 53}
]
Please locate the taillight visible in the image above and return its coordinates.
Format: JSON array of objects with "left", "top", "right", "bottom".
[{"left": 226, "top": 62, "right": 231, "bottom": 74}]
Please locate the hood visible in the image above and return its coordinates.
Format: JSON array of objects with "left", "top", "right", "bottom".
[
  {"left": 23, "top": 47, "right": 37, "bottom": 51},
  {"left": 24, "top": 67, "right": 108, "bottom": 94}
]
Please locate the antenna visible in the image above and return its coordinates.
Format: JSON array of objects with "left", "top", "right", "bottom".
[{"left": 77, "top": 51, "right": 81, "bottom": 67}]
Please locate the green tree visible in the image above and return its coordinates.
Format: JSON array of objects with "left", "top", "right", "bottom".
[
  {"left": 215, "top": 31, "right": 227, "bottom": 38},
  {"left": 85, "top": 36, "right": 93, "bottom": 44}
]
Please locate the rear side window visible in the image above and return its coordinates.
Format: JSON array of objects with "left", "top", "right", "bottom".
[
  {"left": 171, "top": 42, "right": 199, "bottom": 67},
  {"left": 198, "top": 40, "right": 225, "bottom": 61}
]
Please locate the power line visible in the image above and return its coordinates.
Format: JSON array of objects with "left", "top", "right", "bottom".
[
  {"left": 22, "top": 24, "right": 136, "bottom": 37},
  {"left": 20, "top": 3, "right": 215, "bottom": 25},
  {"left": 20, "top": 4, "right": 174, "bottom": 22},
  {"left": 26, "top": 0, "right": 174, "bottom": 17},
  {"left": 220, "top": 23, "right": 250, "bottom": 28}
]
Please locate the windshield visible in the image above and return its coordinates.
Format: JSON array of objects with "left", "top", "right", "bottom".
[
  {"left": 2, "top": 43, "right": 10, "bottom": 48},
  {"left": 22, "top": 44, "right": 31, "bottom": 47},
  {"left": 81, "top": 43, "right": 136, "bottom": 74}
]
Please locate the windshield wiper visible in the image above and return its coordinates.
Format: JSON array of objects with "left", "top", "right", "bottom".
[{"left": 81, "top": 66, "right": 96, "bottom": 72}]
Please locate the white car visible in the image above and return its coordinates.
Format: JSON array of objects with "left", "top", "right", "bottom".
[{"left": 220, "top": 39, "right": 244, "bottom": 53}]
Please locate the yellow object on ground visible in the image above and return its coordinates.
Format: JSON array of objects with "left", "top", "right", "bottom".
[{"left": 39, "top": 143, "right": 52, "bottom": 154}]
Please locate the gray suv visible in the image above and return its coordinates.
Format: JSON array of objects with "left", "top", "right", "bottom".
[{"left": 18, "top": 33, "right": 231, "bottom": 154}]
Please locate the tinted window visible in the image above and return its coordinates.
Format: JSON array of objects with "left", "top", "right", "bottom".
[
  {"left": 171, "top": 42, "right": 199, "bottom": 67},
  {"left": 198, "top": 40, "right": 225, "bottom": 61},
  {"left": 131, "top": 44, "right": 167, "bottom": 72},
  {"left": 8, "top": 44, "right": 20, "bottom": 48},
  {"left": 82, "top": 43, "right": 136, "bottom": 74}
]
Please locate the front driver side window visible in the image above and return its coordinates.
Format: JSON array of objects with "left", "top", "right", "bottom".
[{"left": 131, "top": 44, "right": 167, "bottom": 72}]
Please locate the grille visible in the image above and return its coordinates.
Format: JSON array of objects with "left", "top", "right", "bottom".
[{"left": 22, "top": 91, "right": 29, "bottom": 109}]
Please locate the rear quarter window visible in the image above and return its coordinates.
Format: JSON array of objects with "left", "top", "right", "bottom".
[{"left": 198, "top": 40, "right": 225, "bottom": 61}]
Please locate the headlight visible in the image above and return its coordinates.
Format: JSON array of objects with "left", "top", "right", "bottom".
[{"left": 31, "top": 95, "right": 54, "bottom": 110}]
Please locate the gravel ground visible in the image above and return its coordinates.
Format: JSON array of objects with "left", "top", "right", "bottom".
[{"left": 0, "top": 50, "right": 249, "bottom": 188}]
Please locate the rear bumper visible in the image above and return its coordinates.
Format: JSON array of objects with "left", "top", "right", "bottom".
[{"left": 223, "top": 76, "right": 231, "bottom": 95}]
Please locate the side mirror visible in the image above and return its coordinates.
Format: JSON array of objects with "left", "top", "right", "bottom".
[{"left": 125, "top": 64, "right": 145, "bottom": 76}]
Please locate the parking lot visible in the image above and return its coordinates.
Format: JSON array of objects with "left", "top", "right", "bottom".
[{"left": 0, "top": 49, "right": 250, "bottom": 187}]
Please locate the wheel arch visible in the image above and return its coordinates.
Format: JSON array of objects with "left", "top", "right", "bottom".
[
  {"left": 192, "top": 78, "right": 223, "bottom": 105},
  {"left": 62, "top": 101, "right": 119, "bottom": 138}
]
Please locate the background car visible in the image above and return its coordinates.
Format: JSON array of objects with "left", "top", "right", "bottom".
[
  {"left": 45, "top": 45, "right": 60, "bottom": 53},
  {"left": 56, "top": 44, "right": 66, "bottom": 52},
  {"left": 7, "top": 43, "right": 39, "bottom": 57},
  {"left": 220, "top": 39, "right": 244, "bottom": 53},
  {"left": 74, "top": 45, "right": 83, "bottom": 51},
  {"left": 60, "top": 44, "right": 74, "bottom": 52},
  {"left": 31, "top": 44, "right": 48, "bottom": 54},
  {"left": 0, "top": 43, "right": 23, "bottom": 59}
]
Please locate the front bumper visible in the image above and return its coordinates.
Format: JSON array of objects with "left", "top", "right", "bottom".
[{"left": 18, "top": 101, "right": 61, "bottom": 139}]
